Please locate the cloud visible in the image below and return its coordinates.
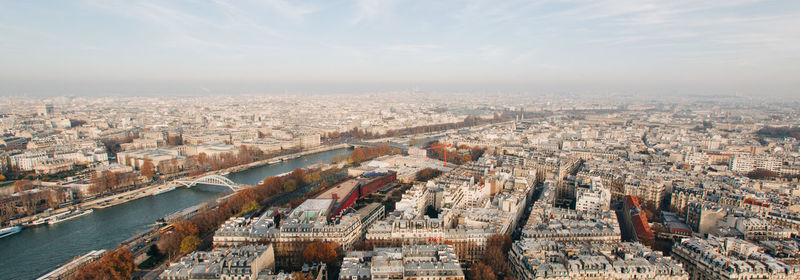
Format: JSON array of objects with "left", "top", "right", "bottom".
[
  {"left": 511, "top": 49, "right": 539, "bottom": 65},
  {"left": 79, "top": 0, "right": 293, "bottom": 52},
  {"left": 478, "top": 45, "right": 506, "bottom": 59},
  {"left": 350, "top": 0, "right": 399, "bottom": 24},
  {"left": 384, "top": 44, "right": 441, "bottom": 52},
  {"left": 260, "top": 0, "right": 318, "bottom": 20}
]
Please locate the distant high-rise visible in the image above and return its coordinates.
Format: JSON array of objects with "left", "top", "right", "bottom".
[{"left": 35, "top": 104, "right": 53, "bottom": 117}]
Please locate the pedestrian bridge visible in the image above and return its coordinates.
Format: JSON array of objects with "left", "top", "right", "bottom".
[{"left": 173, "top": 175, "right": 248, "bottom": 191}]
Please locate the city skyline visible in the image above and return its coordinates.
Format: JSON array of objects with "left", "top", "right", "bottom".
[{"left": 2, "top": 0, "right": 799, "bottom": 96}]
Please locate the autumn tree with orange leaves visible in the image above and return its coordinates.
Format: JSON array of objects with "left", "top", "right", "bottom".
[
  {"left": 466, "top": 234, "right": 515, "bottom": 280},
  {"left": 348, "top": 145, "right": 397, "bottom": 165},
  {"left": 140, "top": 160, "right": 155, "bottom": 179},
  {"left": 302, "top": 241, "right": 340, "bottom": 266},
  {"left": 158, "top": 221, "right": 200, "bottom": 259},
  {"left": 73, "top": 248, "right": 135, "bottom": 280},
  {"left": 468, "top": 262, "right": 497, "bottom": 280}
]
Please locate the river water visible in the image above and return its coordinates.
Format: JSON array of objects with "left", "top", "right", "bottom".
[{"left": 0, "top": 148, "right": 349, "bottom": 280}]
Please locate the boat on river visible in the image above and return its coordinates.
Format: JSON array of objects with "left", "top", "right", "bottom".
[
  {"left": 0, "top": 226, "right": 22, "bottom": 239},
  {"left": 152, "top": 186, "right": 176, "bottom": 196},
  {"left": 31, "top": 218, "right": 47, "bottom": 226},
  {"left": 47, "top": 209, "right": 93, "bottom": 225}
]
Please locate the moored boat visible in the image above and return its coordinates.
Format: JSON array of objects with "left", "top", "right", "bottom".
[
  {"left": 0, "top": 226, "right": 22, "bottom": 239},
  {"left": 31, "top": 218, "right": 47, "bottom": 226},
  {"left": 152, "top": 186, "right": 176, "bottom": 196},
  {"left": 47, "top": 209, "right": 93, "bottom": 225}
]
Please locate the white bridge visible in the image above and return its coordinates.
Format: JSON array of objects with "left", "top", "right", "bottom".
[{"left": 173, "top": 175, "right": 247, "bottom": 191}]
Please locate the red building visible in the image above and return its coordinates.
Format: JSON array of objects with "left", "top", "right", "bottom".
[
  {"left": 624, "top": 195, "right": 655, "bottom": 245},
  {"left": 315, "top": 171, "right": 396, "bottom": 220}
]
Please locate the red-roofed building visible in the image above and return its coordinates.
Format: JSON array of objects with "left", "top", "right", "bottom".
[
  {"left": 314, "top": 170, "right": 396, "bottom": 220},
  {"left": 742, "top": 197, "right": 771, "bottom": 215},
  {"left": 623, "top": 195, "right": 655, "bottom": 246}
]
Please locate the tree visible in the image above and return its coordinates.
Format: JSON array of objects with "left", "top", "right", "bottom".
[
  {"left": 416, "top": 168, "right": 442, "bottom": 182},
  {"left": 348, "top": 145, "right": 393, "bottom": 164},
  {"left": 13, "top": 180, "right": 33, "bottom": 193},
  {"left": 470, "top": 234, "right": 512, "bottom": 279},
  {"left": 106, "top": 248, "right": 135, "bottom": 280},
  {"left": 173, "top": 221, "right": 199, "bottom": 237},
  {"left": 239, "top": 200, "right": 259, "bottom": 216},
  {"left": 102, "top": 248, "right": 135, "bottom": 280},
  {"left": 487, "top": 234, "right": 512, "bottom": 252},
  {"left": 283, "top": 179, "right": 298, "bottom": 192},
  {"left": 101, "top": 136, "right": 134, "bottom": 160},
  {"left": 484, "top": 247, "right": 510, "bottom": 278},
  {"left": 319, "top": 180, "right": 329, "bottom": 190},
  {"left": 260, "top": 176, "right": 285, "bottom": 198},
  {"left": 105, "top": 171, "right": 120, "bottom": 190},
  {"left": 158, "top": 232, "right": 182, "bottom": 259},
  {"left": 155, "top": 220, "right": 201, "bottom": 259},
  {"left": 141, "top": 160, "right": 155, "bottom": 179},
  {"left": 90, "top": 171, "right": 124, "bottom": 194},
  {"left": 756, "top": 126, "right": 800, "bottom": 140},
  {"left": 746, "top": 168, "right": 778, "bottom": 179},
  {"left": 146, "top": 244, "right": 162, "bottom": 258},
  {"left": 158, "top": 159, "right": 179, "bottom": 177},
  {"left": 303, "top": 241, "right": 339, "bottom": 266},
  {"left": 179, "top": 235, "right": 202, "bottom": 255},
  {"left": 290, "top": 168, "right": 309, "bottom": 185},
  {"left": 197, "top": 153, "right": 209, "bottom": 168},
  {"left": 481, "top": 234, "right": 513, "bottom": 279},
  {"left": 74, "top": 248, "right": 135, "bottom": 280},
  {"left": 468, "top": 262, "right": 497, "bottom": 280}
]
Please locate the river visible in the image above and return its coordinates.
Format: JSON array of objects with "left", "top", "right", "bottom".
[{"left": 0, "top": 148, "right": 350, "bottom": 280}]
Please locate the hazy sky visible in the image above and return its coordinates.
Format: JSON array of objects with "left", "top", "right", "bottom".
[{"left": 1, "top": 0, "right": 799, "bottom": 96}]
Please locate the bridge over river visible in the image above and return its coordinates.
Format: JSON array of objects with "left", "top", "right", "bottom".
[{"left": 173, "top": 175, "right": 250, "bottom": 191}]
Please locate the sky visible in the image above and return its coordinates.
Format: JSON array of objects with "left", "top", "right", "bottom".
[{"left": 1, "top": 0, "right": 799, "bottom": 96}]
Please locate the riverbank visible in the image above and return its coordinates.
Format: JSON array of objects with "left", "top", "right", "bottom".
[
  {"left": 204, "top": 143, "right": 349, "bottom": 175},
  {"left": 7, "top": 143, "right": 350, "bottom": 227},
  {"left": 8, "top": 182, "right": 174, "bottom": 227}
]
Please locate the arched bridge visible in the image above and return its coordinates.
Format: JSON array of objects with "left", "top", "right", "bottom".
[
  {"left": 347, "top": 140, "right": 407, "bottom": 150},
  {"left": 173, "top": 175, "right": 248, "bottom": 191}
]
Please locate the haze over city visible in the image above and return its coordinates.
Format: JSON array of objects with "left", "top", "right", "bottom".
[{"left": 2, "top": 0, "right": 799, "bottom": 96}]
